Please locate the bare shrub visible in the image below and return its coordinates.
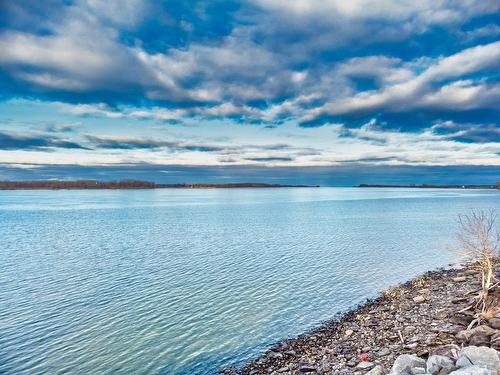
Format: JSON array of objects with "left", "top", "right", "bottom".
[{"left": 457, "top": 209, "right": 500, "bottom": 325}]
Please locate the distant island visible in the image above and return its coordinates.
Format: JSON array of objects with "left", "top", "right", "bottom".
[
  {"left": 0, "top": 180, "right": 319, "bottom": 190},
  {"left": 358, "top": 183, "right": 499, "bottom": 189}
]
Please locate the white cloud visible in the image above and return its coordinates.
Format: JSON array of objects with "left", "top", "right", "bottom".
[{"left": 302, "top": 41, "right": 500, "bottom": 122}]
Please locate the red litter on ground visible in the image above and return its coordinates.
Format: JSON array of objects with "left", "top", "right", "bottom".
[{"left": 361, "top": 353, "right": 368, "bottom": 361}]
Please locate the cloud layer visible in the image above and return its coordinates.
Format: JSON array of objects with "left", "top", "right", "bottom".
[{"left": 0, "top": 1, "right": 499, "bottom": 170}]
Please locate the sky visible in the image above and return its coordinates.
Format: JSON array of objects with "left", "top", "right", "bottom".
[{"left": 0, "top": 1, "right": 499, "bottom": 185}]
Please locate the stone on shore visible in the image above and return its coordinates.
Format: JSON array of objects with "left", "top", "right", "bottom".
[
  {"left": 448, "top": 366, "right": 492, "bottom": 375},
  {"left": 455, "top": 346, "right": 500, "bottom": 375},
  {"left": 390, "top": 354, "right": 427, "bottom": 375},
  {"left": 226, "top": 263, "right": 500, "bottom": 375},
  {"left": 427, "top": 355, "right": 456, "bottom": 375},
  {"left": 488, "top": 319, "right": 500, "bottom": 330},
  {"left": 413, "top": 295, "right": 426, "bottom": 304},
  {"left": 356, "top": 361, "right": 375, "bottom": 370},
  {"left": 366, "top": 365, "right": 385, "bottom": 375},
  {"left": 299, "top": 364, "right": 317, "bottom": 372},
  {"left": 456, "top": 326, "right": 497, "bottom": 343}
]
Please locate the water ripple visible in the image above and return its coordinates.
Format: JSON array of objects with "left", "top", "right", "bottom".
[{"left": 0, "top": 188, "right": 498, "bottom": 374}]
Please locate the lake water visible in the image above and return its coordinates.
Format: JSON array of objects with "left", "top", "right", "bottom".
[{"left": 1, "top": 188, "right": 499, "bottom": 374}]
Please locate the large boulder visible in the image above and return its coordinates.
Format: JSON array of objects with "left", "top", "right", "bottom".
[
  {"left": 427, "top": 355, "right": 457, "bottom": 375},
  {"left": 448, "top": 366, "right": 492, "bottom": 375},
  {"left": 390, "top": 354, "right": 427, "bottom": 375},
  {"left": 456, "top": 346, "right": 500, "bottom": 375}
]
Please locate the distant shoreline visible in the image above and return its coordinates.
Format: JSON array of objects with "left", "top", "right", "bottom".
[
  {"left": 358, "top": 184, "right": 498, "bottom": 189},
  {"left": 0, "top": 180, "right": 319, "bottom": 190}
]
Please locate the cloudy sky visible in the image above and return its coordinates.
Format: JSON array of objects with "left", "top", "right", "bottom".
[{"left": 0, "top": 1, "right": 499, "bottom": 184}]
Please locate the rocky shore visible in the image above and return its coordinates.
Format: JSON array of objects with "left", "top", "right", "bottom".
[{"left": 223, "top": 263, "right": 500, "bottom": 375}]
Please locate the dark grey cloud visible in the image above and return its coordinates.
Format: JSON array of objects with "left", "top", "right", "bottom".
[
  {"left": 0, "top": 131, "right": 87, "bottom": 150},
  {"left": 432, "top": 122, "right": 500, "bottom": 143},
  {"left": 85, "top": 135, "right": 315, "bottom": 156},
  {"left": 340, "top": 156, "right": 400, "bottom": 163},
  {"left": 44, "top": 123, "right": 80, "bottom": 133},
  {"left": 85, "top": 135, "right": 225, "bottom": 152},
  {"left": 338, "top": 125, "right": 388, "bottom": 145},
  {"left": 244, "top": 156, "right": 294, "bottom": 162}
]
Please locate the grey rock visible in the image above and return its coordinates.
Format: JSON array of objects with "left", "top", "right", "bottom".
[
  {"left": 366, "top": 365, "right": 384, "bottom": 375},
  {"left": 268, "top": 351, "right": 283, "bottom": 359},
  {"left": 391, "top": 354, "right": 427, "bottom": 375},
  {"left": 278, "top": 366, "right": 289, "bottom": 373},
  {"left": 356, "top": 362, "right": 375, "bottom": 370},
  {"left": 427, "top": 355, "right": 456, "bottom": 375},
  {"left": 456, "top": 346, "right": 500, "bottom": 375},
  {"left": 448, "top": 366, "right": 492, "bottom": 375},
  {"left": 378, "top": 348, "right": 391, "bottom": 357}
]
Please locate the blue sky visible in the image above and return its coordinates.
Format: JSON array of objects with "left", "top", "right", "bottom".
[{"left": 0, "top": 1, "right": 499, "bottom": 184}]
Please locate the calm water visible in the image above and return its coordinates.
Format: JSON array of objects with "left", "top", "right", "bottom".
[{"left": 1, "top": 188, "right": 499, "bottom": 374}]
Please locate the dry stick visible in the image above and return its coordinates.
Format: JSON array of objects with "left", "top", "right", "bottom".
[
  {"left": 458, "top": 305, "right": 473, "bottom": 314},
  {"left": 397, "top": 330, "right": 404, "bottom": 344}
]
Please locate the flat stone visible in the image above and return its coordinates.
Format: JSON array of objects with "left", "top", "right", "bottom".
[
  {"left": 345, "top": 329, "right": 354, "bottom": 337},
  {"left": 456, "top": 346, "right": 500, "bottom": 375},
  {"left": 452, "top": 277, "right": 467, "bottom": 282},
  {"left": 299, "top": 365, "right": 317, "bottom": 373},
  {"left": 278, "top": 366, "right": 289, "bottom": 373},
  {"left": 357, "top": 362, "right": 375, "bottom": 370},
  {"left": 377, "top": 348, "right": 391, "bottom": 357}
]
